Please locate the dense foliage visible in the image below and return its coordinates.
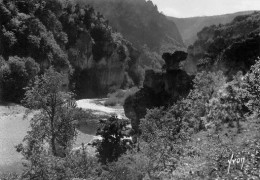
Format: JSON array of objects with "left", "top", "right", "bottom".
[
  {"left": 1, "top": 56, "right": 39, "bottom": 102},
  {"left": 0, "top": 0, "right": 142, "bottom": 102},
  {"left": 93, "top": 116, "right": 132, "bottom": 164},
  {"left": 108, "top": 60, "right": 260, "bottom": 179}
]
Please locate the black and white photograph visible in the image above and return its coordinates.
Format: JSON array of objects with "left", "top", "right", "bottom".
[{"left": 0, "top": 0, "right": 260, "bottom": 179}]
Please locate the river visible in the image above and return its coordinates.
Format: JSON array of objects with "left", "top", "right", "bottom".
[{"left": 0, "top": 99, "right": 126, "bottom": 174}]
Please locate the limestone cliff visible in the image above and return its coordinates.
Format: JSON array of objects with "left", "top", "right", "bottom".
[{"left": 71, "top": 32, "right": 142, "bottom": 98}]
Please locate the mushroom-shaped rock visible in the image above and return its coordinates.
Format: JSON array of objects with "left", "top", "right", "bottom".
[{"left": 162, "top": 51, "right": 188, "bottom": 71}]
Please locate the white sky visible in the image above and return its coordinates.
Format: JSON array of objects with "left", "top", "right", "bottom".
[{"left": 151, "top": 0, "right": 260, "bottom": 18}]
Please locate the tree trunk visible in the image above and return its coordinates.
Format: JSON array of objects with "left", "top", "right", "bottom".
[
  {"left": 51, "top": 133, "right": 57, "bottom": 156},
  {"left": 50, "top": 94, "right": 57, "bottom": 156}
]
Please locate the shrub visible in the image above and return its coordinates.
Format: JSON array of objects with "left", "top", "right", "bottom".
[
  {"left": 93, "top": 116, "right": 132, "bottom": 164},
  {"left": 100, "top": 151, "right": 149, "bottom": 180}
]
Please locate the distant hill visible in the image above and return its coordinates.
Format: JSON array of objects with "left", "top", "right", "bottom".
[
  {"left": 185, "top": 11, "right": 260, "bottom": 77},
  {"left": 168, "top": 11, "right": 257, "bottom": 46}
]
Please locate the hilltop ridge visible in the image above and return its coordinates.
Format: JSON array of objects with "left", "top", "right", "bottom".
[{"left": 169, "top": 11, "right": 258, "bottom": 46}]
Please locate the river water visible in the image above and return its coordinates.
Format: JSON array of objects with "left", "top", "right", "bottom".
[{"left": 0, "top": 99, "right": 126, "bottom": 174}]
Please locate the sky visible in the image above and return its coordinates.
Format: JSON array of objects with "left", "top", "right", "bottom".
[{"left": 151, "top": 0, "right": 260, "bottom": 18}]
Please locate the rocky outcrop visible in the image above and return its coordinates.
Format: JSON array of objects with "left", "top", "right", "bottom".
[{"left": 124, "top": 51, "right": 193, "bottom": 133}]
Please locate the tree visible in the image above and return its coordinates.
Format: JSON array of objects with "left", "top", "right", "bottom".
[
  {"left": 16, "top": 67, "right": 96, "bottom": 179},
  {"left": 138, "top": 105, "right": 191, "bottom": 179},
  {"left": 183, "top": 71, "right": 226, "bottom": 132},
  {"left": 93, "top": 116, "right": 132, "bottom": 164},
  {"left": 20, "top": 67, "right": 77, "bottom": 157}
]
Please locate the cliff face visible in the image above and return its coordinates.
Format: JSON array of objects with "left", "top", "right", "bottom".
[
  {"left": 81, "top": 0, "right": 184, "bottom": 52},
  {"left": 72, "top": 33, "right": 141, "bottom": 98},
  {"left": 124, "top": 51, "right": 193, "bottom": 133},
  {"left": 184, "top": 12, "right": 260, "bottom": 77},
  {"left": 76, "top": 0, "right": 185, "bottom": 72},
  {"left": 61, "top": 3, "right": 144, "bottom": 98}
]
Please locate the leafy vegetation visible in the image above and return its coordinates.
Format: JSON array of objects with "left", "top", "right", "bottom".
[
  {"left": 0, "top": 0, "right": 142, "bottom": 102},
  {"left": 19, "top": 67, "right": 77, "bottom": 156},
  {"left": 1, "top": 56, "right": 39, "bottom": 102},
  {"left": 93, "top": 116, "right": 132, "bottom": 164},
  {"left": 3, "top": 59, "right": 260, "bottom": 180},
  {"left": 107, "top": 61, "right": 260, "bottom": 179},
  {"left": 14, "top": 67, "right": 98, "bottom": 179}
]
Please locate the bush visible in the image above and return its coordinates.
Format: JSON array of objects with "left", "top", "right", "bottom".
[
  {"left": 100, "top": 151, "right": 149, "bottom": 180},
  {"left": 93, "top": 116, "right": 132, "bottom": 164}
]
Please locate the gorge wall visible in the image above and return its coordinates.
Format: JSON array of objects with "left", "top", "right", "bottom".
[
  {"left": 71, "top": 32, "right": 142, "bottom": 98},
  {"left": 80, "top": 0, "right": 184, "bottom": 52},
  {"left": 76, "top": 0, "right": 185, "bottom": 71}
]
